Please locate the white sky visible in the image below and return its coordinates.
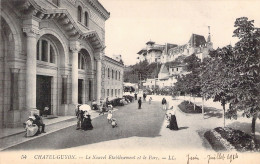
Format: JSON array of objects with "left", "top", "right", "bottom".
[{"left": 99, "top": 0, "right": 260, "bottom": 66}]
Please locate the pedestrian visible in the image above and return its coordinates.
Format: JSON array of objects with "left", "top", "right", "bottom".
[
  {"left": 168, "top": 105, "right": 178, "bottom": 130},
  {"left": 92, "top": 99, "right": 98, "bottom": 110},
  {"left": 143, "top": 93, "right": 147, "bottom": 101},
  {"left": 138, "top": 97, "right": 142, "bottom": 109},
  {"left": 111, "top": 118, "right": 118, "bottom": 128},
  {"left": 162, "top": 97, "right": 167, "bottom": 110},
  {"left": 134, "top": 92, "right": 137, "bottom": 100},
  {"left": 24, "top": 116, "right": 38, "bottom": 137},
  {"left": 81, "top": 111, "right": 93, "bottom": 131},
  {"left": 33, "top": 114, "right": 46, "bottom": 134},
  {"left": 107, "top": 106, "right": 113, "bottom": 123},
  {"left": 149, "top": 97, "right": 152, "bottom": 104},
  {"left": 99, "top": 101, "right": 107, "bottom": 115},
  {"left": 75, "top": 105, "right": 83, "bottom": 130}
]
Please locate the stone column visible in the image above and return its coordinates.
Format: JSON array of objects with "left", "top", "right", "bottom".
[
  {"left": 10, "top": 68, "right": 20, "bottom": 110},
  {"left": 95, "top": 52, "right": 102, "bottom": 105},
  {"left": 70, "top": 41, "right": 80, "bottom": 105},
  {"left": 23, "top": 27, "right": 39, "bottom": 110}
]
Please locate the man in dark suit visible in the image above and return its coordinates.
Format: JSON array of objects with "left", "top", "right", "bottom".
[{"left": 33, "top": 114, "right": 46, "bottom": 134}]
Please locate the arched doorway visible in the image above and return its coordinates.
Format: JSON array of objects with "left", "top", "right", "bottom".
[
  {"left": 0, "top": 16, "right": 17, "bottom": 128},
  {"left": 78, "top": 48, "right": 93, "bottom": 104},
  {"left": 36, "top": 34, "right": 65, "bottom": 116}
]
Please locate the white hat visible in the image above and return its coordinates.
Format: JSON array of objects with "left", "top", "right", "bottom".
[{"left": 29, "top": 116, "right": 35, "bottom": 120}]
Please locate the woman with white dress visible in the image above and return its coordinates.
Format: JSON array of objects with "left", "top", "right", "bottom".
[
  {"left": 107, "top": 107, "right": 113, "bottom": 123},
  {"left": 25, "top": 116, "right": 39, "bottom": 137}
]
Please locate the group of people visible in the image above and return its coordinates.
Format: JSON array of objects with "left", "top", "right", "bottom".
[
  {"left": 76, "top": 105, "right": 93, "bottom": 131},
  {"left": 162, "top": 97, "right": 179, "bottom": 131},
  {"left": 24, "top": 114, "right": 46, "bottom": 137}
]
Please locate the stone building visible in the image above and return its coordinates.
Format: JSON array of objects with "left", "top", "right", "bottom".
[
  {"left": 137, "top": 41, "right": 174, "bottom": 64},
  {"left": 102, "top": 56, "right": 124, "bottom": 101},
  {"left": 0, "top": 0, "right": 124, "bottom": 128}
]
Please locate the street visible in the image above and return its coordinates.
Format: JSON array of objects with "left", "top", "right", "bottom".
[{"left": 6, "top": 99, "right": 167, "bottom": 150}]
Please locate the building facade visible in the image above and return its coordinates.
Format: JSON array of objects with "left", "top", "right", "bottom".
[
  {"left": 102, "top": 56, "right": 124, "bottom": 100},
  {"left": 0, "top": 0, "right": 117, "bottom": 128},
  {"left": 142, "top": 31, "right": 213, "bottom": 88}
]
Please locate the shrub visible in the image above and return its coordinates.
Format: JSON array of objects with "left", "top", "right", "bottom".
[
  {"left": 178, "top": 100, "right": 202, "bottom": 113},
  {"left": 214, "top": 127, "right": 260, "bottom": 152}
]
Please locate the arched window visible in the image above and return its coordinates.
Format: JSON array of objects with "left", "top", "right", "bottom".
[
  {"left": 85, "top": 12, "right": 89, "bottom": 27},
  {"left": 37, "top": 39, "right": 56, "bottom": 63},
  {"left": 78, "top": 53, "right": 85, "bottom": 70},
  {"left": 78, "top": 6, "right": 82, "bottom": 22},
  {"left": 112, "top": 70, "right": 114, "bottom": 79},
  {"left": 51, "top": 0, "right": 59, "bottom": 6},
  {"left": 115, "top": 71, "right": 117, "bottom": 80}
]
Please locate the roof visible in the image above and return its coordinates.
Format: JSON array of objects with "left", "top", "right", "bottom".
[
  {"left": 188, "top": 34, "right": 206, "bottom": 47},
  {"left": 137, "top": 48, "right": 147, "bottom": 55},
  {"left": 159, "top": 64, "right": 169, "bottom": 74},
  {"left": 146, "top": 41, "right": 155, "bottom": 45}
]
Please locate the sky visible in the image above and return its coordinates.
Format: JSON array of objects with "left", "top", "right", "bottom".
[{"left": 99, "top": 0, "right": 260, "bottom": 66}]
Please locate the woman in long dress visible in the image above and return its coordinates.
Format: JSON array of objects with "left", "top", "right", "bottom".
[
  {"left": 169, "top": 108, "right": 179, "bottom": 130},
  {"left": 25, "top": 116, "right": 39, "bottom": 137},
  {"left": 82, "top": 112, "right": 93, "bottom": 131},
  {"left": 107, "top": 107, "right": 113, "bottom": 123}
]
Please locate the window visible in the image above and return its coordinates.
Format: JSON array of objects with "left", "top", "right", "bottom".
[
  {"left": 85, "top": 12, "right": 89, "bottom": 27},
  {"left": 118, "top": 89, "right": 120, "bottom": 96},
  {"left": 78, "top": 53, "right": 85, "bottom": 70},
  {"left": 37, "top": 39, "right": 56, "bottom": 63},
  {"left": 107, "top": 89, "right": 109, "bottom": 97},
  {"left": 112, "top": 70, "right": 114, "bottom": 79},
  {"left": 108, "top": 68, "right": 110, "bottom": 78},
  {"left": 115, "top": 71, "right": 117, "bottom": 80},
  {"left": 111, "top": 89, "right": 113, "bottom": 97},
  {"left": 115, "top": 89, "right": 117, "bottom": 96},
  {"left": 176, "top": 68, "right": 178, "bottom": 71},
  {"left": 51, "top": 0, "right": 59, "bottom": 6},
  {"left": 119, "top": 72, "right": 120, "bottom": 80},
  {"left": 78, "top": 6, "right": 82, "bottom": 22}
]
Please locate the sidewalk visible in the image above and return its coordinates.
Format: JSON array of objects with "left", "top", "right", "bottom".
[{"left": 0, "top": 109, "right": 104, "bottom": 151}]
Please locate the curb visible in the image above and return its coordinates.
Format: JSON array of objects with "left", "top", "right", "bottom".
[{"left": 0, "top": 109, "right": 118, "bottom": 151}]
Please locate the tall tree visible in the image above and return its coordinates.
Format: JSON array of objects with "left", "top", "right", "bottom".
[{"left": 226, "top": 17, "right": 260, "bottom": 135}]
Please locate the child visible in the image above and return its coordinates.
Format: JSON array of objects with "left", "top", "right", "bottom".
[
  {"left": 107, "top": 107, "right": 113, "bottom": 123},
  {"left": 149, "top": 97, "right": 152, "bottom": 104},
  {"left": 111, "top": 118, "right": 118, "bottom": 128}
]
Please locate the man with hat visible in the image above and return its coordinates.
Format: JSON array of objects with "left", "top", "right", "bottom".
[{"left": 33, "top": 114, "right": 46, "bottom": 134}]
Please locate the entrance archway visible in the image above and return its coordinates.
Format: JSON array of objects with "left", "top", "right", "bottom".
[
  {"left": 78, "top": 48, "right": 93, "bottom": 104},
  {"left": 36, "top": 34, "right": 65, "bottom": 116}
]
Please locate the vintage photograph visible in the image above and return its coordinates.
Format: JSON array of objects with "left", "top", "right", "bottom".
[{"left": 0, "top": 0, "right": 259, "bottom": 163}]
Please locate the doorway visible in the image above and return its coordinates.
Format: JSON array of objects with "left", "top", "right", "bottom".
[
  {"left": 78, "top": 79, "right": 83, "bottom": 104},
  {"left": 36, "top": 75, "right": 52, "bottom": 115}
]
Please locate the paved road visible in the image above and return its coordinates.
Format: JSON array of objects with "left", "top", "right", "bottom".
[{"left": 6, "top": 100, "right": 166, "bottom": 150}]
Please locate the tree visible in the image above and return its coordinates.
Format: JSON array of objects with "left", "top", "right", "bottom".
[
  {"left": 226, "top": 17, "right": 260, "bottom": 135},
  {"left": 201, "top": 46, "right": 234, "bottom": 127}
]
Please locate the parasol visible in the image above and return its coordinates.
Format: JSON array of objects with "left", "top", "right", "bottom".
[{"left": 79, "top": 104, "right": 91, "bottom": 111}]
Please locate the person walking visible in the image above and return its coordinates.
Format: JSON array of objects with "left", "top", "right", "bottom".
[
  {"left": 82, "top": 111, "right": 93, "bottom": 131},
  {"left": 143, "top": 93, "right": 147, "bottom": 101},
  {"left": 168, "top": 105, "right": 179, "bottom": 130},
  {"left": 134, "top": 93, "right": 137, "bottom": 100},
  {"left": 162, "top": 98, "right": 167, "bottom": 110},
  {"left": 138, "top": 97, "right": 142, "bottom": 109},
  {"left": 75, "top": 105, "right": 83, "bottom": 130},
  {"left": 149, "top": 97, "right": 152, "bottom": 104}
]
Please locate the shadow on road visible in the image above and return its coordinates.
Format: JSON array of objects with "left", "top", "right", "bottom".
[
  {"left": 204, "top": 107, "right": 223, "bottom": 119},
  {"left": 178, "top": 127, "right": 189, "bottom": 130}
]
